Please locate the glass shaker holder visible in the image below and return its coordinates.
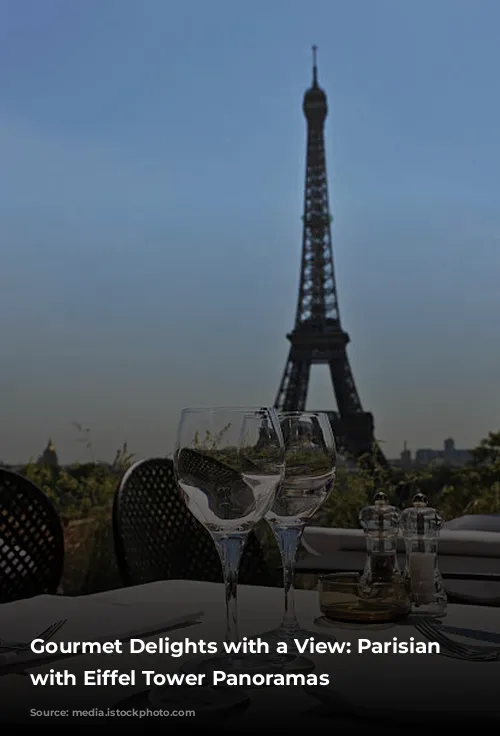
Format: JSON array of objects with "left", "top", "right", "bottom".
[
  {"left": 399, "top": 492, "right": 447, "bottom": 617},
  {"left": 359, "top": 491, "right": 401, "bottom": 585}
]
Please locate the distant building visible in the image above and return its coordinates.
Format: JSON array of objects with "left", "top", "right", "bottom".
[
  {"left": 415, "top": 438, "right": 471, "bottom": 468},
  {"left": 399, "top": 441, "right": 413, "bottom": 470},
  {"left": 388, "top": 440, "right": 413, "bottom": 470},
  {"left": 389, "top": 438, "right": 472, "bottom": 469},
  {"left": 37, "top": 438, "right": 59, "bottom": 467}
]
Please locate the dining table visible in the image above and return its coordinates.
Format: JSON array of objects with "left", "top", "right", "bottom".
[{"left": 0, "top": 580, "right": 498, "bottom": 728}]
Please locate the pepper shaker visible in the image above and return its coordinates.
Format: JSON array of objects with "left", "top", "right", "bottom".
[
  {"left": 400, "top": 492, "right": 447, "bottom": 617},
  {"left": 359, "top": 491, "right": 401, "bottom": 585}
]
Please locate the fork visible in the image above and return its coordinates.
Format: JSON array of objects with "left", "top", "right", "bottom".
[
  {"left": 0, "top": 619, "right": 67, "bottom": 652},
  {"left": 413, "top": 617, "right": 500, "bottom": 662}
]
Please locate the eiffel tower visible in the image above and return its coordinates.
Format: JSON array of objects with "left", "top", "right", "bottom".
[{"left": 275, "top": 48, "right": 383, "bottom": 463}]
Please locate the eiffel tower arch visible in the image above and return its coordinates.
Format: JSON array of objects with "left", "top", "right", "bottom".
[{"left": 275, "top": 48, "right": 384, "bottom": 464}]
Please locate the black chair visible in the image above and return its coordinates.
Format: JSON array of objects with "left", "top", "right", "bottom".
[
  {"left": 0, "top": 468, "right": 65, "bottom": 604},
  {"left": 113, "top": 457, "right": 276, "bottom": 587}
]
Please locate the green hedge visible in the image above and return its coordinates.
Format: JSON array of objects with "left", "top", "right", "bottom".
[{"left": 15, "top": 431, "right": 500, "bottom": 595}]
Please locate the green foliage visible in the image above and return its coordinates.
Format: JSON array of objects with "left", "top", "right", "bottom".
[
  {"left": 192, "top": 425, "right": 285, "bottom": 471},
  {"left": 317, "top": 433, "right": 500, "bottom": 529},
  {"left": 22, "top": 437, "right": 135, "bottom": 519},
  {"left": 23, "top": 462, "right": 115, "bottom": 521},
  {"left": 19, "top": 429, "right": 135, "bottom": 595},
  {"left": 193, "top": 426, "right": 232, "bottom": 452},
  {"left": 12, "top": 427, "right": 500, "bottom": 596},
  {"left": 470, "top": 431, "right": 500, "bottom": 465},
  {"left": 434, "top": 432, "right": 500, "bottom": 518}
]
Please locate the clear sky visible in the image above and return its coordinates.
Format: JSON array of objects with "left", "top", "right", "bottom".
[{"left": 1, "top": 0, "right": 499, "bottom": 464}]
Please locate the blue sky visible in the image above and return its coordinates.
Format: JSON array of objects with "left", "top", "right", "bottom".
[{"left": 1, "top": 0, "right": 499, "bottom": 463}]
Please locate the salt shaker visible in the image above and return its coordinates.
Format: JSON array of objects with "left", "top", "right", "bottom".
[
  {"left": 400, "top": 492, "right": 447, "bottom": 617},
  {"left": 359, "top": 491, "right": 401, "bottom": 584}
]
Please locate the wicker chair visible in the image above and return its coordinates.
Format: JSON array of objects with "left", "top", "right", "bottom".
[
  {"left": 113, "top": 457, "right": 276, "bottom": 587},
  {"left": 0, "top": 468, "right": 65, "bottom": 603}
]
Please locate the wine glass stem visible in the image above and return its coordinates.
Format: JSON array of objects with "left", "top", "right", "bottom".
[
  {"left": 275, "top": 526, "right": 303, "bottom": 631},
  {"left": 213, "top": 533, "right": 247, "bottom": 646}
]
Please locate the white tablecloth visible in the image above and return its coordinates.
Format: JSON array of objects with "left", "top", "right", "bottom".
[{"left": 0, "top": 581, "right": 498, "bottom": 725}]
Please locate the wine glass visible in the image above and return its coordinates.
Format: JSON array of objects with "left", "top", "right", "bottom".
[
  {"left": 173, "top": 406, "right": 293, "bottom": 676},
  {"left": 261, "top": 412, "right": 337, "bottom": 659}
]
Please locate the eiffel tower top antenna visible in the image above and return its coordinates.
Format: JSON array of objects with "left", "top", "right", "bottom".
[{"left": 312, "top": 45, "right": 318, "bottom": 85}]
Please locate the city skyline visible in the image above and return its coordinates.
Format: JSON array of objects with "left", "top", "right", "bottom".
[
  {"left": 1, "top": 433, "right": 473, "bottom": 469},
  {"left": 1, "top": 1, "right": 500, "bottom": 463}
]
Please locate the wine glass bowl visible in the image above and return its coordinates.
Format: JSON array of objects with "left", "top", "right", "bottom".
[
  {"left": 175, "top": 408, "right": 285, "bottom": 532},
  {"left": 266, "top": 413, "right": 336, "bottom": 526}
]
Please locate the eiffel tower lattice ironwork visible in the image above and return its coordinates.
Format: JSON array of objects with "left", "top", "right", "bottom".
[{"left": 275, "top": 48, "right": 382, "bottom": 462}]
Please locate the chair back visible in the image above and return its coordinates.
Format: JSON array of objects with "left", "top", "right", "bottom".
[
  {"left": 0, "top": 468, "right": 65, "bottom": 603},
  {"left": 113, "top": 457, "right": 274, "bottom": 587}
]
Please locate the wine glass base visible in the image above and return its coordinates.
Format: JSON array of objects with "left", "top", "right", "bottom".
[{"left": 180, "top": 651, "right": 309, "bottom": 683}]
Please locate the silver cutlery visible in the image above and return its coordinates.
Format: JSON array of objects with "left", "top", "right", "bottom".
[
  {"left": 0, "top": 619, "right": 67, "bottom": 652},
  {"left": 413, "top": 617, "right": 500, "bottom": 661}
]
